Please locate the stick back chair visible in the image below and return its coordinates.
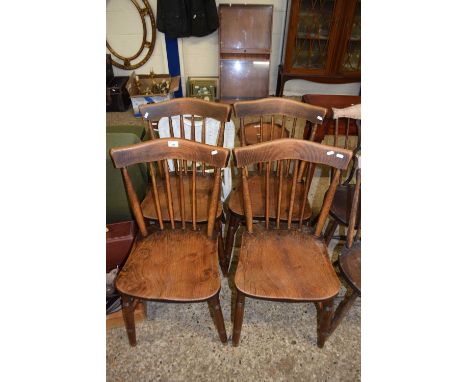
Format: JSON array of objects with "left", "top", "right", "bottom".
[
  {"left": 224, "top": 97, "right": 328, "bottom": 275},
  {"left": 139, "top": 98, "right": 232, "bottom": 224},
  {"left": 231, "top": 138, "right": 353, "bottom": 347},
  {"left": 110, "top": 138, "right": 230, "bottom": 346},
  {"left": 323, "top": 104, "right": 361, "bottom": 245},
  {"left": 329, "top": 166, "right": 361, "bottom": 336}
]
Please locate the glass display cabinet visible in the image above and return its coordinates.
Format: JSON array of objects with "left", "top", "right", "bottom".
[
  {"left": 276, "top": 0, "right": 360, "bottom": 96},
  {"left": 218, "top": 4, "right": 273, "bottom": 102}
]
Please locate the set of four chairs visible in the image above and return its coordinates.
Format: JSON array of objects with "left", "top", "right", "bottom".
[{"left": 109, "top": 97, "right": 361, "bottom": 348}]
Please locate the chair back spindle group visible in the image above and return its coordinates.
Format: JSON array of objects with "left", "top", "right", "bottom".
[
  {"left": 137, "top": 99, "right": 232, "bottom": 225},
  {"left": 233, "top": 139, "right": 353, "bottom": 236},
  {"left": 110, "top": 138, "right": 230, "bottom": 238}
]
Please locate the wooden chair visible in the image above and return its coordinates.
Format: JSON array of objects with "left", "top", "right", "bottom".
[
  {"left": 328, "top": 167, "right": 361, "bottom": 336},
  {"left": 231, "top": 138, "right": 353, "bottom": 347},
  {"left": 224, "top": 97, "right": 328, "bottom": 275},
  {"left": 138, "top": 98, "right": 232, "bottom": 271},
  {"left": 109, "top": 138, "right": 230, "bottom": 346},
  {"left": 323, "top": 104, "right": 361, "bottom": 245},
  {"left": 301, "top": 94, "right": 361, "bottom": 143}
]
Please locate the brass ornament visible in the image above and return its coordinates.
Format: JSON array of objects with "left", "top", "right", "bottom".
[{"left": 106, "top": 0, "right": 157, "bottom": 70}]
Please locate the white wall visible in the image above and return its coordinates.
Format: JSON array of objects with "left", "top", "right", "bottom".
[
  {"left": 106, "top": 0, "right": 360, "bottom": 96},
  {"left": 106, "top": 0, "right": 168, "bottom": 75}
]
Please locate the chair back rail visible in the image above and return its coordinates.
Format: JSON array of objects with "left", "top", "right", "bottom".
[
  {"left": 110, "top": 138, "right": 230, "bottom": 237},
  {"left": 233, "top": 139, "right": 352, "bottom": 236}
]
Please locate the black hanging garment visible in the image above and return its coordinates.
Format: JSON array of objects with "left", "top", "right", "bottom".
[{"left": 157, "top": 0, "right": 219, "bottom": 38}]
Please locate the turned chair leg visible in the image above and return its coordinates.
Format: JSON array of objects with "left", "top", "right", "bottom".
[
  {"left": 208, "top": 294, "right": 227, "bottom": 344},
  {"left": 324, "top": 219, "right": 339, "bottom": 246},
  {"left": 232, "top": 291, "right": 246, "bottom": 347},
  {"left": 317, "top": 298, "right": 334, "bottom": 348},
  {"left": 224, "top": 212, "right": 242, "bottom": 274},
  {"left": 121, "top": 294, "right": 137, "bottom": 346},
  {"left": 329, "top": 291, "right": 359, "bottom": 336}
]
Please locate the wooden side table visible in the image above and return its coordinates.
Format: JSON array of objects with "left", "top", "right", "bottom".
[{"left": 302, "top": 94, "right": 361, "bottom": 143}]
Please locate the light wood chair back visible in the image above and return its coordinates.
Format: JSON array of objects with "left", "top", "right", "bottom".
[
  {"left": 233, "top": 97, "right": 327, "bottom": 146},
  {"left": 110, "top": 138, "right": 230, "bottom": 236},
  {"left": 331, "top": 103, "right": 361, "bottom": 184},
  {"left": 233, "top": 138, "right": 353, "bottom": 234}
]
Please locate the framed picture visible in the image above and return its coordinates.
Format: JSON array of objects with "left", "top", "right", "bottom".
[{"left": 186, "top": 76, "right": 219, "bottom": 102}]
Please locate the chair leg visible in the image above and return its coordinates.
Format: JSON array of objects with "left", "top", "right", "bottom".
[
  {"left": 121, "top": 294, "right": 137, "bottom": 346},
  {"left": 324, "top": 219, "right": 339, "bottom": 246},
  {"left": 329, "top": 291, "right": 359, "bottom": 336},
  {"left": 224, "top": 212, "right": 242, "bottom": 274},
  {"left": 207, "top": 294, "right": 227, "bottom": 344},
  {"left": 232, "top": 291, "right": 246, "bottom": 347},
  {"left": 317, "top": 298, "right": 334, "bottom": 348},
  {"left": 215, "top": 218, "right": 227, "bottom": 276}
]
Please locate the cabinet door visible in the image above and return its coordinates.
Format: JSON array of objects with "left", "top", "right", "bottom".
[
  {"left": 337, "top": 0, "right": 361, "bottom": 75},
  {"left": 219, "top": 5, "right": 273, "bottom": 54},
  {"left": 284, "top": 0, "right": 343, "bottom": 74},
  {"left": 220, "top": 59, "right": 270, "bottom": 100}
]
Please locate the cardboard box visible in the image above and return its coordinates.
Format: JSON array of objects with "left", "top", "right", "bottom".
[{"left": 126, "top": 71, "right": 180, "bottom": 117}]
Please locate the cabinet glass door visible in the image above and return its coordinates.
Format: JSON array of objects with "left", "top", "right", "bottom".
[
  {"left": 340, "top": 0, "right": 361, "bottom": 72},
  {"left": 292, "top": 0, "right": 337, "bottom": 70}
]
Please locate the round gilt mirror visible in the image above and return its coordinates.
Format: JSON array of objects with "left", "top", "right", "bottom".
[{"left": 106, "top": 0, "right": 156, "bottom": 70}]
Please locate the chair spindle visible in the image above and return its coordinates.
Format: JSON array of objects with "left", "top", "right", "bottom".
[
  {"left": 207, "top": 168, "right": 222, "bottom": 237},
  {"left": 163, "top": 160, "right": 175, "bottom": 229},
  {"left": 265, "top": 161, "right": 270, "bottom": 229},
  {"left": 241, "top": 167, "right": 253, "bottom": 233},
  {"left": 287, "top": 160, "right": 299, "bottom": 229},
  {"left": 276, "top": 161, "right": 284, "bottom": 229},
  {"left": 122, "top": 167, "right": 148, "bottom": 236},
  {"left": 148, "top": 161, "right": 164, "bottom": 230},
  {"left": 192, "top": 160, "right": 197, "bottom": 230},
  {"left": 202, "top": 117, "right": 206, "bottom": 175},
  {"left": 178, "top": 165, "right": 186, "bottom": 229},
  {"left": 298, "top": 163, "right": 315, "bottom": 229},
  {"left": 315, "top": 169, "right": 341, "bottom": 237}
]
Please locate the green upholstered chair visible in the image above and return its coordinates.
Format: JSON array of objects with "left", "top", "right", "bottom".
[
  {"left": 106, "top": 124, "right": 149, "bottom": 141},
  {"left": 106, "top": 132, "right": 148, "bottom": 224}
]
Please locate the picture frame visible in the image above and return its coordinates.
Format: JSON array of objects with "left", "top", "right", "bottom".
[{"left": 186, "top": 76, "right": 219, "bottom": 102}]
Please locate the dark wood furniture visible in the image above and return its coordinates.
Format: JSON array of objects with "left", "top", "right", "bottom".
[
  {"left": 329, "top": 167, "right": 361, "bottom": 335},
  {"left": 276, "top": 0, "right": 361, "bottom": 96},
  {"left": 109, "top": 138, "right": 230, "bottom": 346},
  {"left": 218, "top": 4, "right": 273, "bottom": 102},
  {"left": 323, "top": 104, "right": 361, "bottom": 245},
  {"left": 138, "top": 98, "right": 232, "bottom": 271},
  {"left": 231, "top": 138, "right": 353, "bottom": 347},
  {"left": 106, "top": 221, "right": 136, "bottom": 272},
  {"left": 302, "top": 94, "right": 360, "bottom": 143},
  {"left": 224, "top": 98, "right": 328, "bottom": 275}
]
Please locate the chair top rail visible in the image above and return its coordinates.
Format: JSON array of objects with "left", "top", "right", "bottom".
[
  {"left": 233, "top": 97, "right": 327, "bottom": 122},
  {"left": 110, "top": 138, "right": 230, "bottom": 168},
  {"left": 233, "top": 138, "right": 352, "bottom": 170},
  {"left": 140, "top": 97, "right": 232, "bottom": 122}
]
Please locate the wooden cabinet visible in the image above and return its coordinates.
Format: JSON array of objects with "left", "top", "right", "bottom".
[
  {"left": 276, "top": 0, "right": 360, "bottom": 96},
  {"left": 218, "top": 4, "right": 273, "bottom": 102}
]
